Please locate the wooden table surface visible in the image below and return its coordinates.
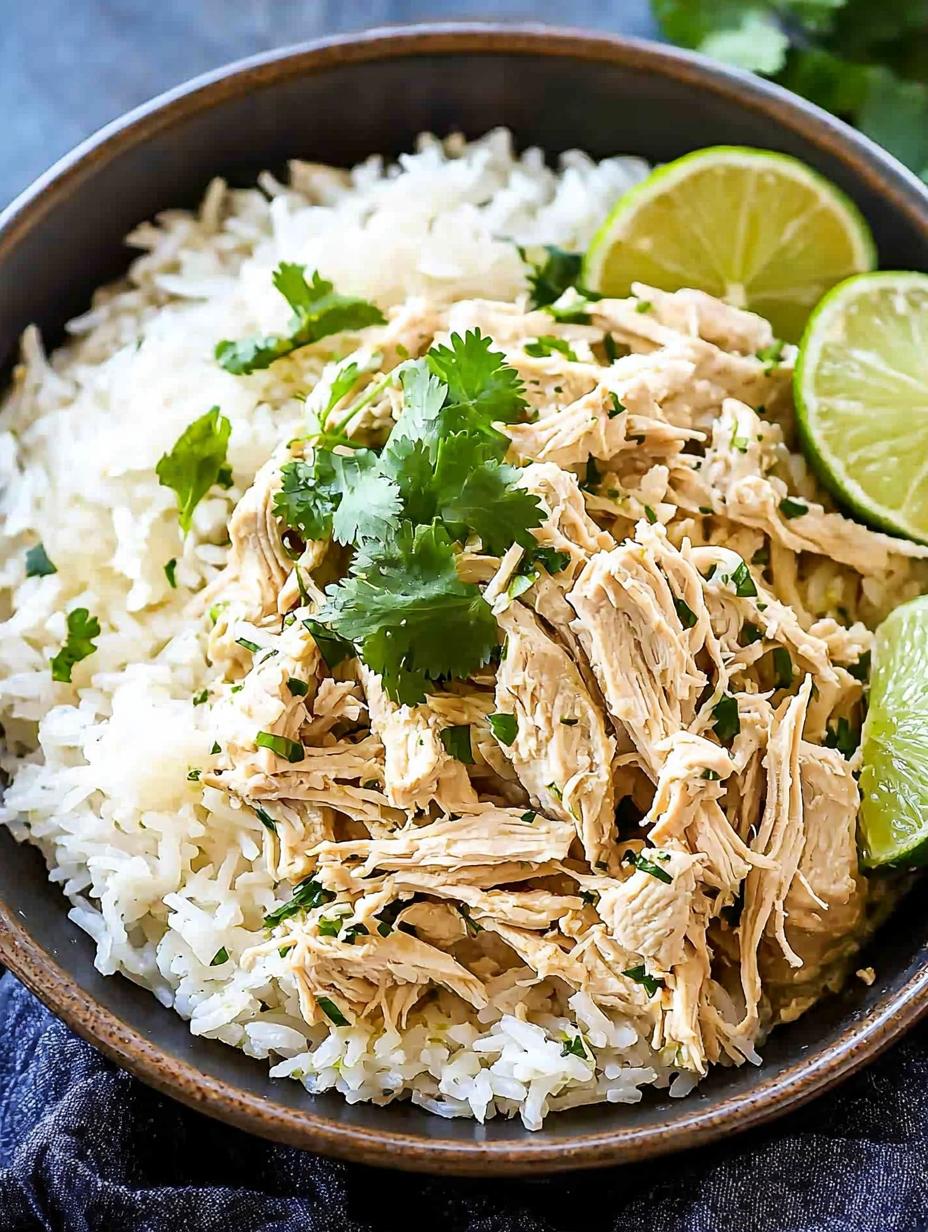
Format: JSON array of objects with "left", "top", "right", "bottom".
[{"left": 3, "top": 0, "right": 656, "bottom": 208}]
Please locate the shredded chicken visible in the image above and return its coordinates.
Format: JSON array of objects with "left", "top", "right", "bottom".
[{"left": 203, "top": 285, "right": 920, "bottom": 1079}]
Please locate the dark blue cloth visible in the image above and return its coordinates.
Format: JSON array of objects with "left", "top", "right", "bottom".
[{"left": 1, "top": 971, "right": 927, "bottom": 1231}]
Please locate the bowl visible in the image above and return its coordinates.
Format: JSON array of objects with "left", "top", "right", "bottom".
[{"left": 2, "top": 23, "right": 928, "bottom": 1176}]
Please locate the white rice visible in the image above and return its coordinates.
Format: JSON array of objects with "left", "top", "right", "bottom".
[{"left": 0, "top": 129, "right": 708, "bottom": 1130}]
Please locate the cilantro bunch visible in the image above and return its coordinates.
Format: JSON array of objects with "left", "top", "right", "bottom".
[
  {"left": 276, "top": 330, "right": 544, "bottom": 703},
  {"left": 653, "top": 1, "right": 928, "bottom": 180}
]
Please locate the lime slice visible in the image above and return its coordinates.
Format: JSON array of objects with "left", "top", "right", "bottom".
[
  {"left": 583, "top": 146, "right": 875, "bottom": 341},
  {"left": 795, "top": 271, "right": 928, "bottom": 543},
  {"left": 860, "top": 595, "right": 928, "bottom": 868}
]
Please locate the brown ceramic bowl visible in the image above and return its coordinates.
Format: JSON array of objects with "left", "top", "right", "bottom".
[{"left": 2, "top": 24, "right": 928, "bottom": 1176}]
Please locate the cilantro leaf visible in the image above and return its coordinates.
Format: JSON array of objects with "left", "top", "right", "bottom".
[
  {"left": 524, "top": 335, "right": 579, "bottom": 362},
  {"left": 426, "top": 330, "right": 528, "bottom": 429},
  {"left": 302, "top": 617, "right": 356, "bottom": 669},
  {"left": 25, "top": 543, "right": 56, "bottom": 578},
  {"left": 216, "top": 263, "right": 385, "bottom": 375},
  {"left": 440, "top": 724, "right": 474, "bottom": 763},
  {"left": 711, "top": 694, "right": 741, "bottom": 746},
  {"left": 272, "top": 452, "right": 342, "bottom": 541},
  {"left": 51, "top": 608, "right": 100, "bottom": 683},
  {"left": 383, "top": 432, "right": 542, "bottom": 554},
  {"left": 330, "top": 450, "right": 402, "bottom": 546},
  {"left": 264, "top": 877, "right": 335, "bottom": 928},
  {"left": 317, "top": 522, "right": 499, "bottom": 704},
  {"left": 156, "top": 407, "right": 231, "bottom": 534},
  {"left": 488, "top": 712, "right": 519, "bottom": 746}
]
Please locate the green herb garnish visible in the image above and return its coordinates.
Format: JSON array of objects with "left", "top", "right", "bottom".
[
  {"left": 440, "top": 724, "right": 474, "bottom": 764},
  {"left": 488, "top": 712, "right": 519, "bottom": 746},
  {"left": 779, "top": 497, "right": 808, "bottom": 520},
  {"left": 25, "top": 543, "right": 56, "bottom": 578},
  {"left": 622, "top": 964, "right": 664, "bottom": 996},
  {"left": 51, "top": 608, "right": 100, "bottom": 683},
  {"left": 264, "top": 877, "right": 335, "bottom": 928},
  {"left": 711, "top": 694, "right": 741, "bottom": 746},
  {"left": 216, "top": 263, "right": 384, "bottom": 375},
  {"left": 156, "top": 407, "right": 231, "bottom": 534},
  {"left": 255, "top": 731, "right": 304, "bottom": 763}
]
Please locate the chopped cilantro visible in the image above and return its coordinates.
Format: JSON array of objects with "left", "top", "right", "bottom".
[
  {"left": 507, "top": 571, "right": 538, "bottom": 601},
  {"left": 440, "top": 724, "right": 474, "bottom": 764},
  {"left": 25, "top": 543, "right": 56, "bottom": 578},
  {"left": 751, "top": 543, "right": 771, "bottom": 567},
  {"left": 216, "top": 263, "right": 384, "bottom": 375},
  {"left": 560, "top": 1033, "right": 590, "bottom": 1060},
  {"left": 254, "top": 806, "right": 277, "bottom": 833},
  {"left": 518, "top": 244, "right": 586, "bottom": 309},
  {"left": 192, "top": 689, "right": 208, "bottom": 706},
  {"left": 235, "top": 636, "right": 261, "bottom": 653},
  {"left": 608, "top": 393, "right": 625, "bottom": 418},
  {"left": 580, "top": 888, "right": 599, "bottom": 907},
  {"left": 756, "top": 339, "right": 786, "bottom": 368},
  {"left": 635, "top": 299, "right": 653, "bottom": 314},
  {"left": 255, "top": 731, "right": 304, "bottom": 763},
  {"left": 825, "top": 716, "right": 860, "bottom": 759},
  {"left": 739, "top": 621, "right": 763, "bottom": 646},
  {"left": 210, "top": 947, "right": 229, "bottom": 966},
  {"left": 560, "top": 716, "right": 579, "bottom": 727},
  {"left": 779, "top": 497, "right": 808, "bottom": 520},
  {"left": 187, "top": 769, "right": 201, "bottom": 782},
  {"left": 302, "top": 617, "right": 355, "bottom": 669},
  {"left": 674, "top": 597, "right": 698, "bottom": 629},
  {"left": 156, "top": 407, "right": 231, "bottom": 534},
  {"left": 521, "top": 810, "right": 537, "bottom": 824},
  {"left": 583, "top": 457, "right": 601, "bottom": 491},
  {"left": 316, "top": 996, "right": 350, "bottom": 1027},
  {"left": 702, "top": 768, "right": 722, "bottom": 781},
  {"left": 711, "top": 694, "right": 741, "bottom": 746},
  {"left": 603, "top": 333, "right": 618, "bottom": 364},
  {"left": 629, "top": 850, "right": 674, "bottom": 884},
  {"left": 730, "top": 560, "right": 758, "bottom": 597},
  {"left": 210, "top": 741, "right": 221, "bottom": 755},
  {"left": 644, "top": 504, "right": 658, "bottom": 524},
  {"left": 51, "top": 608, "right": 100, "bottom": 683},
  {"left": 622, "top": 964, "right": 664, "bottom": 996},
  {"left": 772, "top": 647, "right": 794, "bottom": 688},
  {"left": 524, "top": 335, "right": 579, "bottom": 362},
  {"left": 286, "top": 676, "right": 309, "bottom": 697},
  {"left": 527, "top": 546, "right": 571, "bottom": 575},
  {"left": 164, "top": 558, "right": 178, "bottom": 588},
  {"left": 264, "top": 877, "right": 335, "bottom": 928},
  {"left": 488, "top": 712, "right": 519, "bottom": 746}
]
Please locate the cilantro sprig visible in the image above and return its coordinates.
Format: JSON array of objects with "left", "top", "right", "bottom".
[{"left": 216, "top": 263, "right": 385, "bottom": 375}]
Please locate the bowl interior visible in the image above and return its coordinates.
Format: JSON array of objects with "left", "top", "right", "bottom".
[{"left": 2, "top": 28, "right": 928, "bottom": 1172}]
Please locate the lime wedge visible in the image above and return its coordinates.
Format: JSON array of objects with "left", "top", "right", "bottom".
[
  {"left": 860, "top": 595, "right": 928, "bottom": 868},
  {"left": 795, "top": 271, "right": 928, "bottom": 543},
  {"left": 583, "top": 146, "right": 875, "bottom": 341}
]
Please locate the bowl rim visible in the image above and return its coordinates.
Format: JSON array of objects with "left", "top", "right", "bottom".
[{"left": 3, "top": 21, "right": 928, "bottom": 1175}]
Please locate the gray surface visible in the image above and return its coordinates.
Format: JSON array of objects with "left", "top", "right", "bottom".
[{"left": 3, "top": 0, "right": 656, "bottom": 209}]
